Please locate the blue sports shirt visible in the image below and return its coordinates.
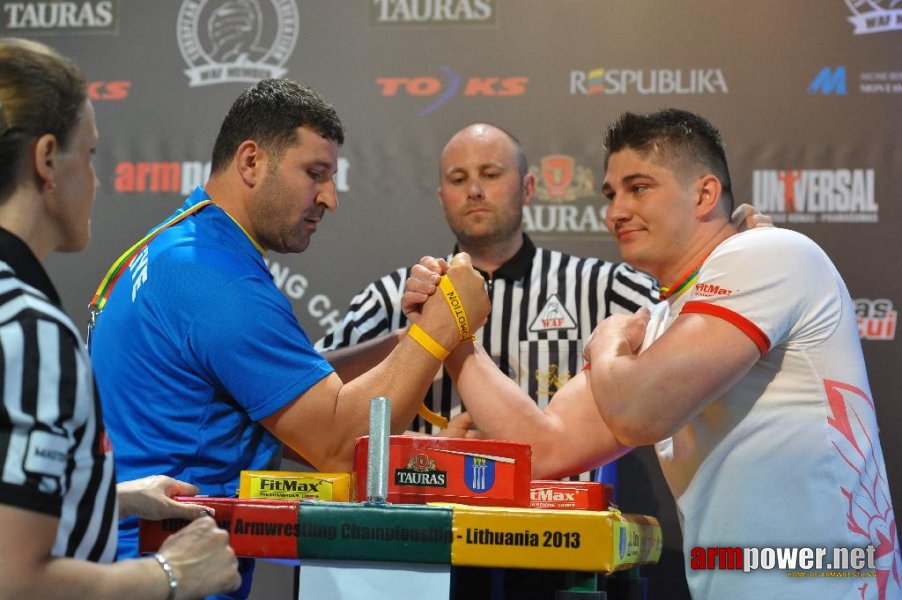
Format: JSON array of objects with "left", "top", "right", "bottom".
[{"left": 91, "top": 187, "right": 334, "bottom": 564}]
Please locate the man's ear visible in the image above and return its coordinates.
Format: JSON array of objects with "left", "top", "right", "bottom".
[
  {"left": 234, "top": 140, "right": 264, "bottom": 187},
  {"left": 33, "top": 133, "right": 58, "bottom": 190},
  {"left": 695, "top": 174, "right": 723, "bottom": 219},
  {"left": 522, "top": 172, "right": 536, "bottom": 206}
]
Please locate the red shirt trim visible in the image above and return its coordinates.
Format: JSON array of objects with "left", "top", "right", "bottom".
[{"left": 682, "top": 301, "right": 771, "bottom": 356}]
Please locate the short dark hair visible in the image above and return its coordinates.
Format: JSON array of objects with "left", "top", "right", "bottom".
[
  {"left": 0, "top": 37, "right": 86, "bottom": 203},
  {"left": 603, "top": 108, "right": 734, "bottom": 211},
  {"left": 210, "top": 78, "right": 345, "bottom": 174}
]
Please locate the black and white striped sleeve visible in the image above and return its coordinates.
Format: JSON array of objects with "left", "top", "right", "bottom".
[
  {"left": 0, "top": 296, "right": 117, "bottom": 561},
  {"left": 605, "top": 262, "right": 660, "bottom": 316},
  {"left": 315, "top": 267, "right": 412, "bottom": 351}
]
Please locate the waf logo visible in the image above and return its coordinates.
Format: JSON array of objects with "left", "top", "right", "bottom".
[
  {"left": 523, "top": 155, "right": 608, "bottom": 239},
  {"left": 465, "top": 455, "right": 495, "bottom": 492},
  {"left": 176, "top": 0, "right": 299, "bottom": 87},
  {"left": 376, "top": 66, "right": 528, "bottom": 115},
  {"left": 530, "top": 295, "right": 577, "bottom": 332},
  {"left": 855, "top": 298, "right": 896, "bottom": 341},
  {"left": 846, "top": 0, "right": 902, "bottom": 34},
  {"left": 751, "top": 169, "right": 878, "bottom": 224}
]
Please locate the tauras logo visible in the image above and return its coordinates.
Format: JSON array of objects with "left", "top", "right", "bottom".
[
  {"left": 523, "top": 156, "right": 610, "bottom": 241},
  {"left": 395, "top": 469, "right": 447, "bottom": 487},
  {"left": 370, "top": 0, "right": 495, "bottom": 26},
  {"left": 395, "top": 452, "right": 447, "bottom": 487},
  {"left": 1, "top": 0, "right": 117, "bottom": 32}
]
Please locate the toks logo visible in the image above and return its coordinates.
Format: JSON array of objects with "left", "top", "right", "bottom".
[
  {"left": 87, "top": 80, "right": 130, "bottom": 101},
  {"left": 751, "top": 169, "right": 878, "bottom": 223},
  {"left": 376, "top": 66, "right": 527, "bottom": 115},
  {"left": 855, "top": 298, "right": 896, "bottom": 341},
  {"left": 846, "top": 0, "right": 902, "bottom": 34}
]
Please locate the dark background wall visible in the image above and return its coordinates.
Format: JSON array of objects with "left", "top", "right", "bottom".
[{"left": 7, "top": 1, "right": 899, "bottom": 597}]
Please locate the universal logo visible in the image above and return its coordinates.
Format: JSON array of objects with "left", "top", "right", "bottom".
[
  {"left": 846, "top": 0, "right": 902, "bottom": 34},
  {"left": 177, "top": 0, "right": 299, "bottom": 87},
  {"left": 369, "top": 0, "right": 496, "bottom": 27},
  {"left": 0, "top": 0, "right": 118, "bottom": 34}
]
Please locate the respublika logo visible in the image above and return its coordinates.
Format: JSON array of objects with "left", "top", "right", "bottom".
[
  {"left": 177, "top": 0, "right": 299, "bottom": 87},
  {"left": 0, "top": 0, "right": 118, "bottom": 34},
  {"left": 570, "top": 67, "right": 728, "bottom": 95},
  {"left": 522, "top": 155, "right": 609, "bottom": 240},
  {"left": 751, "top": 169, "right": 878, "bottom": 223},
  {"left": 846, "top": 0, "right": 902, "bottom": 34},
  {"left": 855, "top": 298, "right": 896, "bottom": 341},
  {"left": 369, "top": 0, "right": 496, "bottom": 27},
  {"left": 376, "top": 66, "right": 527, "bottom": 115}
]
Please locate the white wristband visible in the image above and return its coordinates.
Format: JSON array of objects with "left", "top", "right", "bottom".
[{"left": 152, "top": 552, "right": 178, "bottom": 600}]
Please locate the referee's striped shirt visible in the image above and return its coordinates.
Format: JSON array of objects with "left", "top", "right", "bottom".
[
  {"left": 316, "top": 235, "right": 659, "bottom": 480},
  {"left": 0, "top": 229, "right": 117, "bottom": 562}
]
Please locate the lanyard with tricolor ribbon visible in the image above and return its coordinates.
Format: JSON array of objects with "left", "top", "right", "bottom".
[{"left": 86, "top": 200, "right": 214, "bottom": 350}]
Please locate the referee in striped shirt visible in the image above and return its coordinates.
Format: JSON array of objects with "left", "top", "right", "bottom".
[
  {"left": 317, "top": 123, "right": 659, "bottom": 483},
  {"left": 316, "top": 122, "right": 661, "bottom": 597},
  {"left": 0, "top": 37, "right": 239, "bottom": 599}
]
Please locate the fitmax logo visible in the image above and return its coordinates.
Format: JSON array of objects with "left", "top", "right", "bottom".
[
  {"left": 377, "top": 65, "right": 527, "bottom": 116},
  {"left": 808, "top": 66, "right": 847, "bottom": 96}
]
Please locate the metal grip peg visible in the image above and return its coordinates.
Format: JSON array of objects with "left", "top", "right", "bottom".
[{"left": 366, "top": 396, "right": 391, "bottom": 504}]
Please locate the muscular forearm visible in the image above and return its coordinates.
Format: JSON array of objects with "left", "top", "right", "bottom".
[
  {"left": 322, "top": 330, "right": 404, "bottom": 382},
  {"left": 445, "top": 344, "right": 629, "bottom": 479}
]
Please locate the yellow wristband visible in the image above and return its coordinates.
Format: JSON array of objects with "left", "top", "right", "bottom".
[
  {"left": 408, "top": 323, "right": 449, "bottom": 361},
  {"left": 438, "top": 275, "right": 476, "bottom": 342}
]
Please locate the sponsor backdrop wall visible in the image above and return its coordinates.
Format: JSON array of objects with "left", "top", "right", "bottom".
[{"left": 7, "top": 0, "right": 899, "bottom": 596}]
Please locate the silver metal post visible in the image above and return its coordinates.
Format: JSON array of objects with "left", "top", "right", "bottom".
[{"left": 366, "top": 396, "right": 391, "bottom": 504}]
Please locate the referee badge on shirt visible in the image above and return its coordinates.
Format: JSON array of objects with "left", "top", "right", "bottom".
[
  {"left": 24, "top": 429, "right": 69, "bottom": 493},
  {"left": 529, "top": 294, "right": 577, "bottom": 332}
]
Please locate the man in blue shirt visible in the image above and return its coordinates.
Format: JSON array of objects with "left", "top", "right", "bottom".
[{"left": 90, "top": 79, "right": 489, "bottom": 598}]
